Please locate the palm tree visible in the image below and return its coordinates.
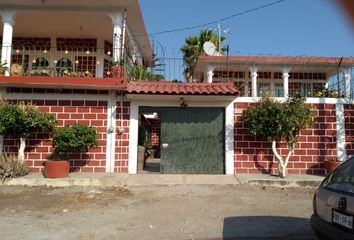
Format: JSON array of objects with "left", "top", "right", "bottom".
[{"left": 180, "top": 29, "right": 226, "bottom": 82}]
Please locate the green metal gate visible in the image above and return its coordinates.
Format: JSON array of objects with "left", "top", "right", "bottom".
[{"left": 140, "top": 107, "right": 225, "bottom": 174}]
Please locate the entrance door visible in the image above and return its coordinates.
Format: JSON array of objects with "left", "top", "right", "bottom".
[{"left": 159, "top": 107, "right": 225, "bottom": 174}]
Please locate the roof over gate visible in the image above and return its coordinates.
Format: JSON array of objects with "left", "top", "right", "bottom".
[{"left": 126, "top": 81, "right": 240, "bottom": 96}]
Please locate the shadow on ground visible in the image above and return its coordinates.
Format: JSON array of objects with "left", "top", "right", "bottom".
[{"left": 223, "top": 216, "right": 315, "bottom": 240}]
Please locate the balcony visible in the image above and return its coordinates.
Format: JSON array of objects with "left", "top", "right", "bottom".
[{"left": 0, "top": 45, "right": 124, "bottom": 78}]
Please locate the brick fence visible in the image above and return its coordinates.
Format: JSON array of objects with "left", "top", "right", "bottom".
[
  {"left": 234, "top": 101, "right": 341, "bottom": 175},
  {"left": 2, "top": 91, "right": 352, "bottom": 175},
  {"left": 2, "top": 89, "right": 130, "bottom": 174}
]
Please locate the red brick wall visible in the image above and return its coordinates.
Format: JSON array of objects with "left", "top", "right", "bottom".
[
  {"left": 344, "top": 105, "right": 354, "bottom": 156},
  {"left": 150, "top": 117, "right": 160, "bottom": 158},
  {"left": 150, "top": 118, "right": 160, "bottom": 146},
  {"left": 234, "top": 102, "right": 337, "bottom": 175},
  {"left": 114, "top": 101, "right": 130, "bottom": 173},
  {"left": 3, "top": 90, "right": 131, "bottom": 174}
]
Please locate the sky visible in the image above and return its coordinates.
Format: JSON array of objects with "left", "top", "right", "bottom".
[{"left": 139, "top": 0, "right": 354, "bottom": 58}]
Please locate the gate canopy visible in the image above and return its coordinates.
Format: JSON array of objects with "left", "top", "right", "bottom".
[{"left": 126, "top": 81, "right": 240, "bottom": 96}]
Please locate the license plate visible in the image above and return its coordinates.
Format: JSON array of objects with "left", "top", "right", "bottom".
[{"left": 332, "top": 209, "right": 353, "bottom": 230}]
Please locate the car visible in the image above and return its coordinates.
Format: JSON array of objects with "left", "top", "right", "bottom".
[{"left": 311, "top": 156, "right": 354, "bottom": 240}]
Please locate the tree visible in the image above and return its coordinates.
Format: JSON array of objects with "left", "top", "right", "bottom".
[
  {"left": 243, "top": 95, "right": 313, "bottom": 178},
  {"left": 0, "top": 100, "right": 57, "bottom": 162},
  {"left": 180, "top": 29, "right": 226, "bottom": 82}
]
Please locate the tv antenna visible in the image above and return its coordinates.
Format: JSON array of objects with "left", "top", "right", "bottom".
[{"left": 212, "top": 22, "right": 231, "bottom": 52}]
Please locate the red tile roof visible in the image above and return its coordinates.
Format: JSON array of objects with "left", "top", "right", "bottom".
[
  {"left": 126, "top": 81, "right": 240, "bottom": 96},
  {"left": 198, "top": 55, "right": 354, "bottom": 64}
]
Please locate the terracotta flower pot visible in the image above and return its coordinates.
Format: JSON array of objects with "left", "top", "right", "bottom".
[
  {"left": 44, "top": 160, "right": 70, "bottom": 178},
  {"left": 111, "top": 66, "right": 124, "bottom": 78},
  {"left": 324, "top": 160, "right": 341, "bottom": 175}
]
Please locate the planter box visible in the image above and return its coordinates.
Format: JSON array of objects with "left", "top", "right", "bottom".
[
  {"left": 111, "top": 66, "right": 124, "bottom": 78},
  {"left": 44, "top": 160, "right": 70, "bottom": 178}
]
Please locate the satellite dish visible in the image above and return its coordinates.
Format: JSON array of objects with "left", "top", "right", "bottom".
[{"left": 203, "top": 41, "right": 222, "bottom": 56}]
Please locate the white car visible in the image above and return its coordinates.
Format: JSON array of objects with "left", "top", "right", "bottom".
[{"left": 311, "top": 157, "right": 354, "bottom": 240}]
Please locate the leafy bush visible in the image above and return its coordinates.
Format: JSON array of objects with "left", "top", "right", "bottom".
[
  {"left": 0, "top": 154, "right": 29, "bottom": 183},
  {"left": 244, "top": 95, "right": 313, "bottom": 178},
  {"left": 53, "top": 124, "right": 98, "bottom": 159},
  {"left": 0, "top": 100, "right": 57, "bottom": 162},
  {"left": 0, "top": 101, "right": 56, "bottom": 139}
]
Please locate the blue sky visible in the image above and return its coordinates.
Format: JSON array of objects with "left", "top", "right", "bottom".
[{"left": 139, "top": 0, "right": 354, "bottom": 58}]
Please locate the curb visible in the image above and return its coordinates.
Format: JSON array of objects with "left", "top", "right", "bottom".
[
  {"left": 4, "top": 177, "right": 125, "bottom": 188},
  {"left": 3, "top": 174, "right": 324, "bottom": 188},
  {"left": 245, "top": 179, "right": 322, "bottom": 188}
]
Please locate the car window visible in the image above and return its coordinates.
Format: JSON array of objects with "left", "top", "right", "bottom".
[{"left": 322, "top": 158, "right": 354, "bottom": 194}]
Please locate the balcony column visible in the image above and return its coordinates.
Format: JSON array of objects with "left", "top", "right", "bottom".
[
  {"left": 205, "top": 65, "right": 214, "bottom": 83},
  {"left": 282, "top": 69, "right": 290, "bottom": 98},
  {"left": 250, "top": 67, "right": 258, "bottom": 97},
  {"left": 1, "top": 11, "right": 16, "bottom": 76},
  {"left": 343, "top": 69, "right": 351, "bottom": 98},
  {"left": 108, "top": 13, "right": 123, "bottom": 64}
]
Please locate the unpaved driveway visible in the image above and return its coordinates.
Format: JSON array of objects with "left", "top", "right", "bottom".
[{"left": 0, "top": 185, "right": 315, "bottom": 240}]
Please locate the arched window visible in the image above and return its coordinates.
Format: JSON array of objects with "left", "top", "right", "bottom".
[
  {"left": 31, "top": 57, "right": 50, "bottom": 76},
  {"left": 56, "top": 58, "right": 73, "bottom": 76}
]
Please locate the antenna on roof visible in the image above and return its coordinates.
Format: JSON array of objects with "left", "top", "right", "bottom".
[{"left": 203, "top": 41, "right": 222, "bottom": 56}]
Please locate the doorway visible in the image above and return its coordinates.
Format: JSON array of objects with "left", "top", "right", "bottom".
[{"left": 139, "top": 107, "right": 225, "bottom": 174}]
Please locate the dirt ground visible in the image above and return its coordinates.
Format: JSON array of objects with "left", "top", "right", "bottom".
[{"left": 0, "top": 184, "right": 316, "bottom": 240}]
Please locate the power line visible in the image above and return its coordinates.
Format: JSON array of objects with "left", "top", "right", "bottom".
[{"left": 142, "top": 0, "right": 288, "bottom": 37}]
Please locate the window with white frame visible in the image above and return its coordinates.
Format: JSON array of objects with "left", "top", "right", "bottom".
[
  {"left": 258, "top": 83, "right": 271, "bottom": 96},
  {"left": 274, "top": 83, "right": 284, "bottom": 97},
  {"left": 302, "top": 83, "right": 313, "bottom": 96}
]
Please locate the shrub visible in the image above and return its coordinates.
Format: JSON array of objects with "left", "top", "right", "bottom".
[
  {"left": 244, "top": 95, "right": 313, "bottom": 178},
  {"left": 53, "top": 124, "right": 98, "bottom": 160},
  {"left": 0, "top": 100, "right": 57, "bottom": 162},
  {"left": 0, "top": 154, "right": 29, "bottom": 183}
]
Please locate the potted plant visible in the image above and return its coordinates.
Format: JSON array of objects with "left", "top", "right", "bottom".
[
  {"left": 111, "top": 60, "right": 124, "bottom": 78},
  {"left": 143, "top": 139, "right": 155, "bottom": 159},
  {"left": 45, "top": 124, "right": 98, "bottom": 178},
  {"left": 324, "top": 158, "right": 342, "bottom": 175}
]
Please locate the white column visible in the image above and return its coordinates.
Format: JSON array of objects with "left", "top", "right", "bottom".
[
  {"left": 108, "top": 13, "right": 123, "bottom": 63},
  {"left": 336, "top": 103, "right": 346, "bottom": 161},
  {"left": 250, "top": 68, "right": 258, "bottom": 97},
  {"left": 205, "top": 65, "right": 214, "bottom": 83},
  {"left": 105, "top": 90, "right": 117, "bottom": 173},
  {"left": 343, "top": 69, "right": 351, "bottom": 98},
  {"left": 225, "top": 101, "right": 234, "bottom": 174},
  {"left": 282, "top": 72, "right": 289, "bottom": 98},
  {"left": 282, "top": 70, "right": 290, "bottom": 98},
  {"left": 128, "top": 101, "right": 139, "bottom": 174},
  {"left": 1, "top": 11, "right": 16, "bottom": 76}
]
